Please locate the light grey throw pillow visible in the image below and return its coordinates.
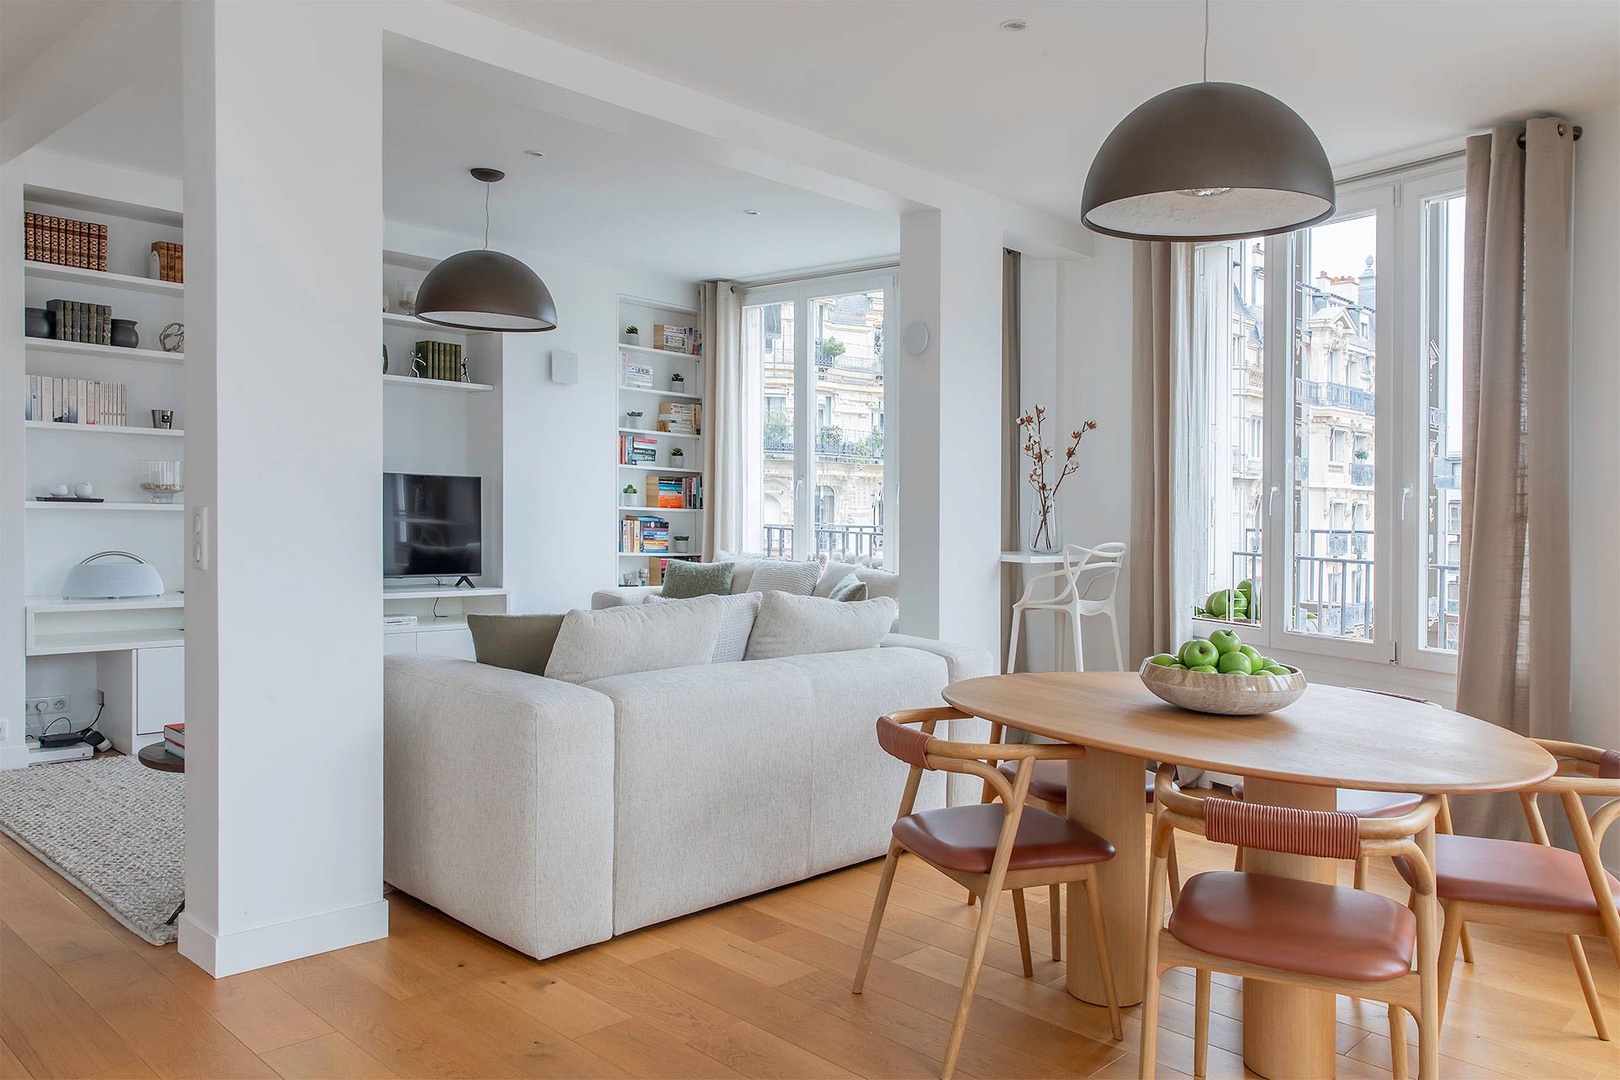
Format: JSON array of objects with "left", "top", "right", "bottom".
[
  {"left": 746, "top": 559, "right": 821, "bottom": 596},
  {"left": 744, "top": 592, "right": 898, "bottom": 660},
  {"left": 827, "top": 573, "right": 868, "bottom": 602},
  {"left": 544, "top": 597, "right": 724, "bottom": 683},
  {"left": 647, "top": 591, "right": 762, "bottom": 664},
  {"left": 814, "top": 560, "right": 865, "bottom": 597}
]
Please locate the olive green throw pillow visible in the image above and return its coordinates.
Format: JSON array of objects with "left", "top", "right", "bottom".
[
  {"left": 827, "top": 572, "right": 868, "bottom": 602},
  {"left": 661, "top": 559, "right": 733, "bottom": 599},
  {"left": 467, "top": 613, "right": 566, "bottom": 676}
]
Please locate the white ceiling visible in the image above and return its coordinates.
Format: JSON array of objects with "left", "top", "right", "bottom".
[
  {"left": 0, "top": 0, "right": 106, "bottom": 84},
  {"left": 458, "top": 0, "right": 1620, "bottom": 221}
]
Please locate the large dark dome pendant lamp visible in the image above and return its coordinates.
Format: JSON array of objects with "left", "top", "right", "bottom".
[
  {"left": 416, "top": 167, "right": 558, "bottom": 332},
  {"left": 1080, "top": 1, "right": 1335, "bottom": 242}
]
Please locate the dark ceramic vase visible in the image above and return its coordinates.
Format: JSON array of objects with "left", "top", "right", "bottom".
[
  {"left": 25, "top": 307, "right": 52, "bottom": 339},
  {"left": 110, "top": 319, "right": 140, "bottom": 349}
]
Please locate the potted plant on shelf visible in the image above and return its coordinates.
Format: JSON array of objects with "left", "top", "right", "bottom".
[
  {"left": 1019, "top": 404, "right": 1098, "bottom": 554},
  {"left": 673, "top": 535, "right": 691, "bottom": 554},
  {"left": 625, "top": 409, "right": 645, "bottom": 430},
  {"left": 670, "top": 446, "right": 685, "bottom": 468},
  {"left": 670, "top": 372, "right": 686, "bottom": 393},
  {"left": 623, "top": 325, "right": 640, "bottom": 346},
  {"left": 622, "top": 483, "right": 638, "bottom": 498}
]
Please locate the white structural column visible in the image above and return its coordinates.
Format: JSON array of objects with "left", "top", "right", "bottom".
[
  {"left": 0, "top": 167, "right": 25, "bottom": 769},
  {"left": 180, "top": 0, "right": 387, "bottom": 976},
  {"left": 897, "top": 209, "right": 1003, "bottom": 657}
]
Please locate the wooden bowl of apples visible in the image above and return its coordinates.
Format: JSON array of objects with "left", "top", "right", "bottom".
[{"left": 1138, "top": 631, "right": 1306, "bottom": 716}]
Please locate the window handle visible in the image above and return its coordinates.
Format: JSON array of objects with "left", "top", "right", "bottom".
[
  {"left": 1400, "top": 484, "right": 1413, "bottom": 522},
  {"left": 1267, "top": 485, "right": 1279, "bottom": 516}
]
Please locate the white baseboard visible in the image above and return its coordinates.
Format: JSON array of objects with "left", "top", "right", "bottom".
[
  {"left": 178, "top": 897, "right": 388, "bottom": 977},
  {"left": 0, "top": 744, "right": 30, "bottom": 771}
]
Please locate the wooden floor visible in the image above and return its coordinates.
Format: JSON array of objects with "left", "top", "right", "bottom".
[{"left": 2, "top": 830, "right": 1616, "bottom": 1080}]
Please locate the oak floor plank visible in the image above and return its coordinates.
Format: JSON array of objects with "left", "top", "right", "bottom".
[
  {"left": 742, "top": 888, "right": 927, "bottom": 962},
  {"left": 398, "top": 982, "right": 630, "bottom": 1079},
  {"left": 576, "top": 1017, "right": 746, "bottom": 1079},
  {"left": 481, "top": 966, "right": 633, "bottom": 1039},
  {"left": 0, "top": 848, "right": 129, "bottom": 967},
  {"left": 648, "top": 919, "right": 820, "bottom": 987},
  {"left": 544, "top": 948, "right": 738, "bottom": 1043},
  {"left": 685, "top": 1019, "right": 858, "bottom": 1080},
  {"left": 0, "top": 927, "right": 152, "bottom": 1080},
  {"left": 52, "top": 949, "right": 276, "bottom": 1079},
  {"left": 135, "top": 949, "right": 333, "bottom": 1055},
  {"left": 257, "top": 1032, "right": 398, "bottom": 1080},
  {"left": 0, "top": 1036, "right": 34, "bottom": 1080},
  {"left": 0, "top": 839, "right": 149, "bottom": 953}
]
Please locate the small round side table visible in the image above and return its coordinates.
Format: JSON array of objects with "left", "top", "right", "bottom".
[{"left": 137, "top": 742, "right": 184, "bottom": 773}]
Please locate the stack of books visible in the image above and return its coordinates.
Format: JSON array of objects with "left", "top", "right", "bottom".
[
  {"left": 653, "top": 475, "right": 703, "bottom": 509},
  {"left": 163, "top": 723, "right": 185, "bottom": 760},
  {"left": 149, "top": 241, "right": 184, "bottom": 283},
  {"left": 619, "top": 434, "right": 658, "bottom": 465},
  {"left": 622, "top": 357, "right": 655, "bottom": 388},
  {"left": 45, "top": 299, "right": 113, "bottom": 345},
  {"left": 620, "top": 515, "right": 670, "bottom": 553},
  {"left": 25, "top": 375, "right": 128, "bottom": 426},
  {"left": 657, "top": 402, "right": 701, "bottom": 434},
  {"left": 413, "top": 341, "right": 464, "bottom": 381},
  {"left": 653, "top": 324, "right": 700, "bottom": 355},
  {"left": 24, "top": 213, "right": 107, "bottom": 270}
]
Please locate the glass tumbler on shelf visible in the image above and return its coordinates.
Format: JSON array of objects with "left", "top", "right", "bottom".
[{"left": 138, "top": 460, "right": 184, "bottom": 504}]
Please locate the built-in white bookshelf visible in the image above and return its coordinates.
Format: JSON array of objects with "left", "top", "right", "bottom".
[
  {"left": 8, "top": 184, "right": 188, "bottom": 746},
  {"left": 616, "top": 295, "right": 705, "bottom": 585}
]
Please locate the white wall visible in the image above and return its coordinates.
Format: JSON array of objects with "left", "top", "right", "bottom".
[
  {"left": 384, "top": 222, "right": 696, "bottom": 614},
  {"left": 1569, "top": 104, "right": 1620, "bottom": 865},
  {"left": 180, "top": 0, "right": 388, "bottom": 976}
]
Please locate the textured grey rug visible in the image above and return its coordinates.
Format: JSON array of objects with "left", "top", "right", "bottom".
[{"left": 0, "top": 755, "right": 183, "bottom": 945}]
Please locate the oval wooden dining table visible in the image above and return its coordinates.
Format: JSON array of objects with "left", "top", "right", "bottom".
[{"left": 942, "top": 671, "right": 1556, "bottom": 1079}]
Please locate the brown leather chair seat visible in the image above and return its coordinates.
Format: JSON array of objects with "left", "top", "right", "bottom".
[
  {"left": 893, "top": 804, "right": 1116, "bottom": 874},
  {"left": 1229, "top": 782, "right": 1421, "bottom": 818},
  {"left": 993, "top": 760, "right": 1159, "bottom": 808},
  {"left": 1167, "top": 871, "right": 1417, "bottom": 982},
  {"left": 1395, "top": 833, "right": 1620, "bottom": 915}
]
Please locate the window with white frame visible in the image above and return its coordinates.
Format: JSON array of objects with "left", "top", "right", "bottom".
[{"left": 1184, "top": 161, "right": 1466, "bottom": 675}]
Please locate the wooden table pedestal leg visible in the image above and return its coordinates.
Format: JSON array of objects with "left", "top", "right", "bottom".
[
  {"left": 1066, "top": 749, "right": 1147, "bottom": 1007},
  {"left": 1240, "top": 777, "right": 1339, "bottom": 1078}
]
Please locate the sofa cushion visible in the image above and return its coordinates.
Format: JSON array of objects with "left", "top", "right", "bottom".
[
  {"left": 545, "top": 597, "right": 723, "bottom": 683},
  {"left": 745, "top": 592, "right": 898, "bottom": 660},
  {"left": 648, "top": 591, "right": 763, "bottom": 663},
  {"left": 466, "top": 613, "right": 565, "bottom": 676},
  {"left": 827, "top": 573, "right": 868, "bottom": 602},
  {"left": 660, "top": 559, "right": 734, "bottom": 599},
  {"left": 746, "top": 560, "right": 820, "bottom": 596},
  {"left": 814, "top": 560, "right": 865, "bottom": 597}
]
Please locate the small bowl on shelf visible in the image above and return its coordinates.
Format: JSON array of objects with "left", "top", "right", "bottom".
[{"left": 1138, "top": 659, "right": 1307, "bottom": 716}]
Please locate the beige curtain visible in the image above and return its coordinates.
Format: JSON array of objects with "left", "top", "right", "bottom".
[
  {"left": 699, "top": 281, "right": 755, "bottom": 559},
  {"left": 1128, "top": 242, "right": 1191, "bottom": 665},
  {"left": 1000, "top": 249, "right": 1024, "bottom": 673},
  {"left": 1453, "top": 119, "right": 1576, "bottom": 840}
]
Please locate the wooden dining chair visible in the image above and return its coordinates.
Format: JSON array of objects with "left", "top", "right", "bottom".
[
  {"left": 854, "top": 707, "right": 1123, "bottom": 1079},
  {"left": 1396, "top": 738, "right": 1620, "bottom": 1041},
  {"left": 976, "top": 720, "right": 1179, "bottom": 963},
  {"left": 1141, "top": 765, "right": 1444, "bottom": 1079}
]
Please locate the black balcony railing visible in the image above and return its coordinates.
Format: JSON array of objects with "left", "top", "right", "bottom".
[
  {"left": 1350, "top": 462, "right": 1375, "bottom": 486},
  {"left": 764, "top": 523, "right": 884, "bottom": 563},
  {"left": 1299, "top": 378, "right": 1376, "bottom": 416},
  {"left": 764, "top": 428, "right": 884, "bottom": 464},
  {"left": 1293, "top": 554, "right": 1373, "bottom": 638}
]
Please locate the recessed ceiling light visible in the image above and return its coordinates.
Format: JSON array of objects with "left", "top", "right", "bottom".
[
  {"left": 523, "top": 149, "right": 545, "bottom": 157},
  {"left": 999, "top": 18, "right": 1027, "bottom": 32},
  {"left": 743, "top": 209, "right": 761, "bottom": 216}
]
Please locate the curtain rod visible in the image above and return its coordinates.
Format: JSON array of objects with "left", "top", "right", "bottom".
[
  {"left": 1336, "top": 125, "right": 1582, "bottom": 187},
  {"left": 733, "top": 259, "right": 899, "bottom": 290}
]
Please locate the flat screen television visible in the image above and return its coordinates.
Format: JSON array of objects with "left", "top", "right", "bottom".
[{"left": 383, "top": 473, "right": 482, "bottom": 580}]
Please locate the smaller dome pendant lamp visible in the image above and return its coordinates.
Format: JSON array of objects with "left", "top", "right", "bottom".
[
  {"left": 1080, "top": 0, "right": 1335, "bottom": 242},
  {"left": 415, "top": 167, "right": 558, "bottom": 332}
]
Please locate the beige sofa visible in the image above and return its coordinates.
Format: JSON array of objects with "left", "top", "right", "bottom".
[
  {"left": 383, "top": 631, "right": 991, "bottom": 960},
  {"left": 591, "top": 559, "right": 899, "bottom": 611}
]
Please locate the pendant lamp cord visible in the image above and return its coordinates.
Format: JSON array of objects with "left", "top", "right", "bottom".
[
  {"left": 483, "top": 181, "right": 491, "bottom": 250},
  {"left": 1198, "top": 0, "right": 1211, "bottom": 82}
]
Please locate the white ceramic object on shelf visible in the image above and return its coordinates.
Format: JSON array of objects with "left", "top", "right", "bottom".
[
  {"left": 73, "top": 481, "right": 94, "bottom": 498},
  {"left": 1137, "top": 659, "right": 1307, "bottom": 716}
]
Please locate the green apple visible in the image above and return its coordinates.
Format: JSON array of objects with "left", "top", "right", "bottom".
[
  {"left": 1207, "top": 629, "right": 1242, "bottom": 656},
  {"left": 1205, "top": 589, "right": 1232, "bottom": 618},
  {"left": 1236, "top": 579, "right": 1255, "bottom": 598},
  {"left": 1262, "top": 665, "right": 1291, "bottom": 677},
  {"left": 1238, "top": 645, "right": 1263, "bottom": 665},
  {"left": 1189, "top": 664, "right": 1218, "bottom": 673},
  {"left": 1179, "top": 638, "right": 1219, "bottom": 668},
  {"left": 1148, "top": 653, "right": 1182, "bottom": 667},
  {"left": 1217, "top": 651, "right": 1254, "bottom": 675}
]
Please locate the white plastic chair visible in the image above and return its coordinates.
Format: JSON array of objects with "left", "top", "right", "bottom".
[{"left": 1007, "top": 542, "right": 1126, "bottom": 673}]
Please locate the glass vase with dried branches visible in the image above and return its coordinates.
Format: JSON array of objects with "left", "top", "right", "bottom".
[{"left": 1018, "top": 405, "right": 1098, "bottom": 554}]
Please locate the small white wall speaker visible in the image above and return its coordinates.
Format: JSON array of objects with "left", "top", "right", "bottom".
[
  {"left": 550, "top": 349, "right": 579, "bottom": 385},
  {"left": 901, "top": 321, "right": 931, "bottom": 356}
]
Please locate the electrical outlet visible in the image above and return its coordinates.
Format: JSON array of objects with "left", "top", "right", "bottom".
[{"left": 25, "top": 695, "right": 69, "bottom": 716}]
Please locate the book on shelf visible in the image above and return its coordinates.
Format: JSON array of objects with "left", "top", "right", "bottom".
[
  {"left": 618, "top": 434, "right": 659, "bottom": 465},
  {"left": 412, "top": 340, "right": 465, "bottom": 382},
  {"left": 656, "top": 401, "right": 701, "bottom": 434},
  {"left": 25, "top": 375, "right": 128, "bottom": 426},
  {"left": 163, "top": 723, "right": 185, "bottom": 758},
  {"left": 652, "top": 324, "right": 700, "bottom": 355},
  {"left": 621, "top": 357, "right": 655, "bottom": 388},
  {"left": 150, "top": 241, "right": 184, "bottom": 283},
  {"left": 620, "top": 514, "right": 671, "bottom": 553},
  {"left": 24, "top": 213, "right": 108, "bottom": 271},
  {"left": 44, "top": 299, "right": 113, "bottom": 345}
]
